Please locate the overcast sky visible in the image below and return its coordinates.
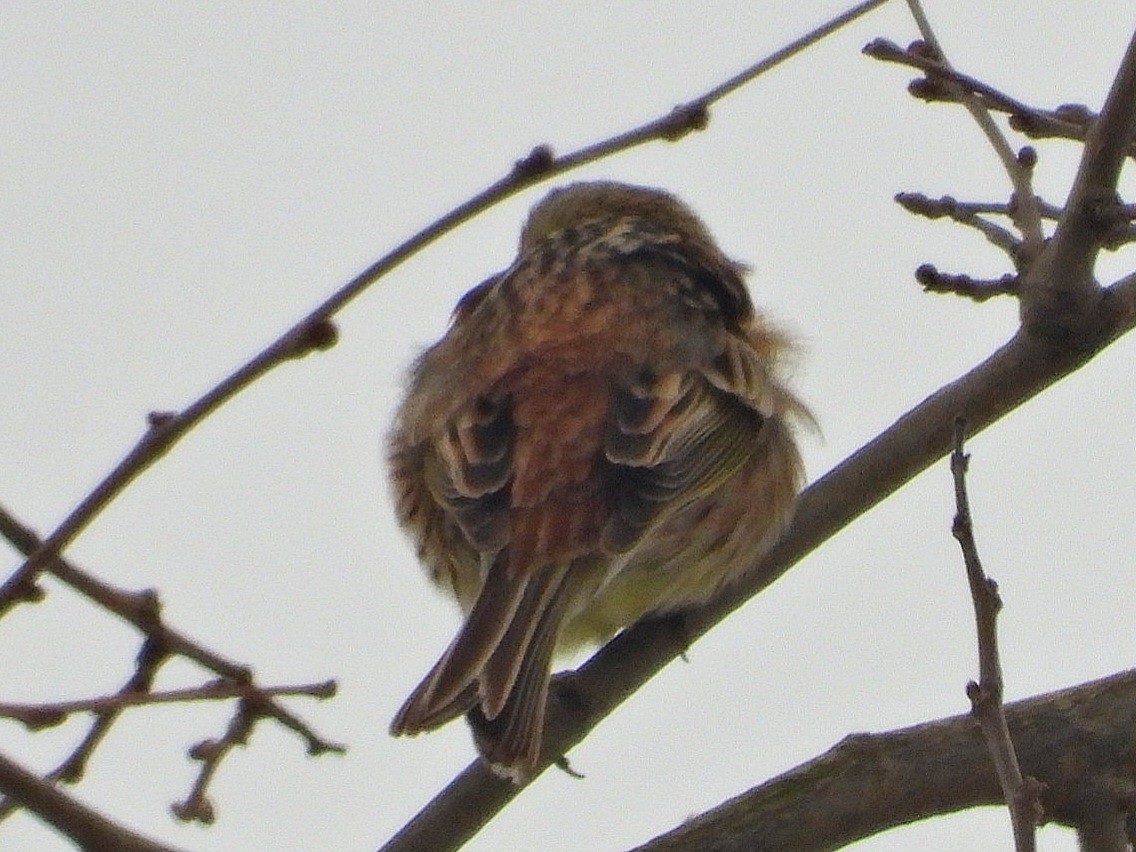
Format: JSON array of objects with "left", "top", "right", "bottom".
[{"left": 3, "top": 3, "right": 1136, "bottom": 850}]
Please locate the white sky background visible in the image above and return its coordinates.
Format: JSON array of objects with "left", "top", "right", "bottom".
[{"left": 3, "top": 2, "right": 1136, "bottom": 850}]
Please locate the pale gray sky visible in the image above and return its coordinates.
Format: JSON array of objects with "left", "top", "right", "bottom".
[{"left": 3, "top": 3, "right": 1136, "bottom": 850}]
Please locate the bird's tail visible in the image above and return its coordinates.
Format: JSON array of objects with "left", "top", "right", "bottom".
[{"left": 390, "top": 554, "right": 578, "bottom": 781}]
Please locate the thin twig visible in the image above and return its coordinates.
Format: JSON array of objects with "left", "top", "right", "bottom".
[
  {"left": 0, "top": 638, "right": 171, "bottom": 824},
  {"left": 866, "top": 39, "right": 1102, "bottom": 148},
  {"left": 698, "top": 0, "right": 893, "bottom": 104},
  {"left": 916, "top": 265, "right": 1018, "bottom": 302},
  {"left": 950, "top": 418, "right": 1041, "bottom": 852},
  {"left": 0, "top": 749, "right": 184, "bottom": 852},
  {"left": 1020, "top": 27, "right": 1136, "bottom": 336},
  {"left": 895, "top": 191, "right": 1027, "bottom": 255},
  {"left": 0, "top": 505, "right": 245, "bottom": 677},
  {"left": 172, "top": 699, "right": 257, "bottom": 825},
  {"left": 0, "top": 503, "right": 344, "bottom": 830},
  {"left": 0, "top": 504, "right": 343, "bottom": 752},
  {"left": 896, "top": 192, "right": 1064, "bottom": 223},
  {"left": 68, "top": 638, "right": 168, "bottom": 781},
  {"left": 0, "top": 679, "right": 336, "bottom": 729},
  {"left": 902, "top": 0, "right": 1045, "bottom": 256}
]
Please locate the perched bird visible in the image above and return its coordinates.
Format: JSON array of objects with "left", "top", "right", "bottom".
[{"left": 388, "top": 181, "right": 808, "bottom": 781}]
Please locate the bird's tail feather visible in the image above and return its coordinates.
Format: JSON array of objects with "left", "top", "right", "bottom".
[
  {"left": 390, "top": 554, "right": 524, "bottom": 735},
  {"left": 391, "top": 555, "right": 582, "bottom": 781}
]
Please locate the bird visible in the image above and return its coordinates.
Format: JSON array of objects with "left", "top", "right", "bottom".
[{"left": 387, "top": 180, "right": 808, "bottom": 782}]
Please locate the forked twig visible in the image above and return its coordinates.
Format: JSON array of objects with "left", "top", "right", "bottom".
[
  {"left": 902, "top": 0, "right": 1044, "bottom": 254},
  {"left": 0, "top": 504, "right": 344, "bottom": 828}
]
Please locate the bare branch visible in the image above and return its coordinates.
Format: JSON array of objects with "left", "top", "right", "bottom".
[
  {"left": 866, "top": 39, "right": 1102, "bottom": 148},
  {"left": 896, "top": 192, "right": 1063, "bottom": 223},
  {"left": 172, "top": 700, "right": 256, "bottom": 825},
  {"left": 915, "top": 265, "right": 1018, "bottom": 302},
  {"left": 0, "top": 680, "right": 336, "bottom": 729},
  {"left": 876, "top": 26, "right": 1136, "bottom": 332},
  {"left": 631, "top": 670, "right": 1136, "bottom": 851},
  {"left": 901, "top": 1, "right": 1045, "bottom": 253},
  {"left": 950, "top": 419, "right": 1040, "bottom": 851},
  {"left": 895, "top": 191, "right": 1028, "bottom": 255},
  {"left": 0, "top": 636, "right": 171, "bottom": 830},
  {"left": 0, "top": 749, "right": 184, "bottom": 852},
  {"left": 0, "top": 505, "right": 345, "bottom": 755},
  {"left": 698, "top": 0, "right": 893, "bottom": 104},
  {"left": 0, "top": 504, "right": 344, "bottom": 826}
]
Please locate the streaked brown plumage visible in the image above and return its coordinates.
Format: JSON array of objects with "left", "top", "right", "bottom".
[{"left": 388, "top": 181, "right": 808, "bottom": 781}]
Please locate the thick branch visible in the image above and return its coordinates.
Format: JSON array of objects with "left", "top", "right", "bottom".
[
  {"left": 0, "top": 750, "right": 183, "bottom": 852},
  {"left": 1020, "top": 28, "right": 1136, "bottom": 334},
  {"left": 633, "top": 669, "right": 1136, "bottom": 851}
]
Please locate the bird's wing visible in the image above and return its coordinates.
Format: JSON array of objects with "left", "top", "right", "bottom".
[{"left": 600, "top": 358, "right": 769, "bottom": 554}]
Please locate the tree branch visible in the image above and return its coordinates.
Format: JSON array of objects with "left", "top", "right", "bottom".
[
  {"left": 0, "top": 680, "right": 335, "bottom": 729},
  {"left": 1020, "top": 28, "right": 1136, "bottom": 335},
  {"left": 0, "top": 504, "right": 344, "bottom": 828},
  {"left": 902, "top": 0, "right": 1044, "bottom": 255},
  {"left": 632, "top": 669, "right": 1136, "bottom": 851},
  {"left": 0, "top": 750, "right": 184, "bottom": 852},
  {"left": 951, "top": 420, "right": 1039, "bottom": 851}
]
